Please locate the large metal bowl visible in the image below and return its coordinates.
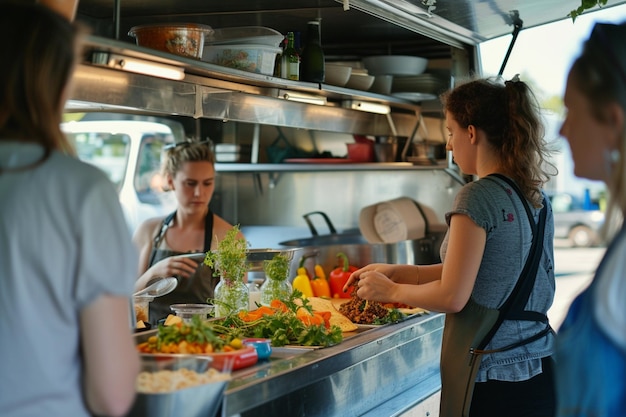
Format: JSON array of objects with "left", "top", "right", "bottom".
[{"left": 128, "top": 354, "right": 229, "bottom": 417}]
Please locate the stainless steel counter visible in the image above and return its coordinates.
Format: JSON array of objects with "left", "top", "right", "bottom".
[{"left": 221, "top": 312, "right": 444, "bottom": 417}]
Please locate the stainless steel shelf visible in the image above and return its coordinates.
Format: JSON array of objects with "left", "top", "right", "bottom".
[{"left": 215, "top": 161, "right": 448, "bottom": 172}]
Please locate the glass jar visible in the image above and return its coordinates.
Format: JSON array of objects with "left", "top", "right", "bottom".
[
  {"left": 214, "top": 279, "right": 249, "bottom": 317},
  {"left": 260, "top": 277, "right": 293, "bottom": 306}
]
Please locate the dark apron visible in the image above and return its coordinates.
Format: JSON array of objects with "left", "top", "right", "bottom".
[
  {"left": 147, "top": 210, "right": 220, "bottom": 324},
  {"left": 439, "top": 174, "right": 552, "bottom": 417}
]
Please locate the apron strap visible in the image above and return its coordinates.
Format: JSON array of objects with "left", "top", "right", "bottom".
[
  {"left": 478, "top": 174, "right": 548, "bottom": 350},
  {"left": 148, "top": 208, "right": 214, "bottom": 267}
]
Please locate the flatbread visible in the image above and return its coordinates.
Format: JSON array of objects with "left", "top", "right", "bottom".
[{"left": 304, "top": 297, "right": 358, "bottom": 332}]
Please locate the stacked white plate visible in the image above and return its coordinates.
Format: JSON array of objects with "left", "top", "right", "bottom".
[{"left": 392, "top": 73, "right": 446, "bottom": 94}]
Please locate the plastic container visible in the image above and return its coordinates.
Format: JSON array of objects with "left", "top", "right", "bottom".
[
  {"left": 242, "top": 338, "right": 272, "bottom": 360},
  {"left": 128, "top": 23, "right": 214, "bottom": 59},
  {"left": 170, "top": 303, "right": 214, "bottom": 322},
  {"left": 208, "top": 26, "right": 284, "bottom": 47},
  {"left": 134, "top": 295, "right": 154, "bottom": 324},
  {"left": 202, "top": 44, "right": 282, "bottom": 75},
  {"left": 346, "top": 143, "right": 375, "bottom": 162}
]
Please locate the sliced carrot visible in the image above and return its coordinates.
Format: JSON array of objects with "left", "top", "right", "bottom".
[{"left": 270, "top": 299, "right": 289, "bottom": 313}]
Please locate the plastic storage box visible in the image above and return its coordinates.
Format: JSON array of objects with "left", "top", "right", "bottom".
[
  {"left": 209, "top": 26, "right": 284, "bottom": 47},
  {"left": 202, "top": 44, "right": 282, "bottom": 75}
]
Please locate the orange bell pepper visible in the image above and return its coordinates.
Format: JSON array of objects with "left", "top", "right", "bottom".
[{"left": 311, "top": 264, "right": 331, "bottom": 298}]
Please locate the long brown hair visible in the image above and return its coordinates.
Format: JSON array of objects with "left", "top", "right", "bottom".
[
  {"left": 441, "top": 77, "right": 556, "bottom": 207},
  {"left": 0, "top": 2, "right": 84, "bottom": 162}
]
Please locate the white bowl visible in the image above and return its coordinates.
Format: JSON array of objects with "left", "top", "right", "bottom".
[
  {"left": 345, "top": 73, "right": 375, "bottom": 91},
  {"left": 324, "top": 63, "right": 352, "bottom": 87},
  {"left": 370, "top": 75, "right": 393, "bottom": 95},
  {"left": 362, "top": 55, "right": 428, "bottom": 76}
]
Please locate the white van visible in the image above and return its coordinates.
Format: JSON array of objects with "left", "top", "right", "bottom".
[{"left": 62, "top": 119, "right": 179, "bottom": 233}]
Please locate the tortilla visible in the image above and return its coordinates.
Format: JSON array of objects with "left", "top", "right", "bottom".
[{"left": 305, "top": 297, "right": 358, "bottom": 332}]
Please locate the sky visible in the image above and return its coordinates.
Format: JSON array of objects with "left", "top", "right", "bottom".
[
  {"left": 479, "top": 3, "right": 626, "bottom": 197},
  {"left": 480, "top": 3, "right": 626, "bottom": 98}
]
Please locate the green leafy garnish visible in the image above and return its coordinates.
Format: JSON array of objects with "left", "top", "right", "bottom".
[
  {"left": 263, "top": 254, "right": 290, "bottom": 281},
  {"left": 204, "top": 225, "right": 248, "bottom": 283}
]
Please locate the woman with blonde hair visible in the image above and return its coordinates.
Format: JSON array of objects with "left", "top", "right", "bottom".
[{"left": 133, "top": 140, "right": 245, "bottom": 323}]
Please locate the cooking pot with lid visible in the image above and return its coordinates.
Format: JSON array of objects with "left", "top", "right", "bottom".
[{"left": 278, "top": 211, "right": 444, "bottom": 274}]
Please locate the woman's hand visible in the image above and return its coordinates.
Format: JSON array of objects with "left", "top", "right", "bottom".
[
  {"left": 343, "top": 263, "right": 399, "bottom": 302},
  {"left": 149, "top": 255, "right": 199, "bottom": 279},
  {"left": 352, "top": 270, "right": 398, "bottom": 302}
]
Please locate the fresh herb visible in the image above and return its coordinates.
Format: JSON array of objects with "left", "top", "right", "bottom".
[
  {"left": 263, "top": 254, "right": 289, "bottom": 281},
  {"left": 373, "top": 308, "right": 407, "bottom": 325},
  {"left": 214, "top": 290, "right": 343, "bottom": 347},
  {"left": 204, "top": 225, "right": 248, "bottom": 283}
]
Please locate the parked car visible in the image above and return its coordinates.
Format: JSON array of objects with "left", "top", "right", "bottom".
[
  {"left": 61, "top": 119, "right": 179, "bottom": 233},
  {"left": 549, "top": 192, "right": 605, "bottom": 248}
]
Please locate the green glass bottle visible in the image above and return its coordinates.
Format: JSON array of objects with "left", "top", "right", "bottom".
[
  {"left": 281, "top": 32, "right": 300, "bottom": 81},
  {"left": 300, "top": 20, "right": 325, "bottom": 83}
]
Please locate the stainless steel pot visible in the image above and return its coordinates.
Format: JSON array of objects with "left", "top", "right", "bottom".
[{"left": 278, "top": 211, "right": 444, "bottom": 275}]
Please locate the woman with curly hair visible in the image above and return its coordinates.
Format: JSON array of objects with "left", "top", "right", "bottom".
[{"left": 345, "top": 76, "right": 558, "bottom": 417}]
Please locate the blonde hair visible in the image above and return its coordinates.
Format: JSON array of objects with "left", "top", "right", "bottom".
[
  {"left": 161, "top": 141, "right": 216, "bottom": 190},
  {"left": 441, "top": 76, "right": 557, "bottom": 207}
]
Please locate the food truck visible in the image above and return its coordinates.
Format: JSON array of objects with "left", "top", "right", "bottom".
[{"left": 63, "top": 1, "right": 625, "bottom": 415}]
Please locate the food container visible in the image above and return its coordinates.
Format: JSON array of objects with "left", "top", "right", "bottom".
[
  {"left": 347, "top": 142, "right": 375, "bottom": 162},
  {"left": 170, "top": 303, "right": 214, "bottom": 322},
  {"left": 128, "top": 23, "right": 214, "bottom": 59},
  {"left": 127, "top": 354, "right": 230, "bottom": 417},
  {"left": 208, "top": 26, "right": 284, "bottom": 47},
  {"left": 373, "top": 142, "right": 398, "bottom": 162},
  {"left": 362, "top": 55, "right": 428, "bottom": 76},
  {"left": 134, "top": 295, "right": 154, "bottom": 324},
  {"left": 202, "top": 44, "right": 282, "bottom": 75},
  {"left": 242, "top": 338, "right": 272, "bottom": 360}
]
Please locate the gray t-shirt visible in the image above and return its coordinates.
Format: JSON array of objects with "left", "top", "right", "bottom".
[
  {"left": 0, "top": 143, "right": 137, "bottom": 417},
  {"left": 441, "top": 175, "right": 555, "bottom": 382}
]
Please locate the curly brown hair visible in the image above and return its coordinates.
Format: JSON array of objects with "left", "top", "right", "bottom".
[{"left": 441, "top": 77, "right": 556, "bottom": 207}]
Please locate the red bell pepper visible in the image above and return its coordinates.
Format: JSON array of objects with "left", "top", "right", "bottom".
[{"left": 329, "top": 252, "right": 358, "bottom": 298}]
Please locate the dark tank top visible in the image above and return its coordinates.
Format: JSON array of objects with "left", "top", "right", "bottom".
[{"left": 147, "top": 210, "right": 220, "bottom": 324}]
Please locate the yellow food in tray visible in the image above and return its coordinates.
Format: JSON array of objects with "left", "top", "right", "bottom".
[{"left": 304, "top": 297, "right": 358, "bottom": 332}]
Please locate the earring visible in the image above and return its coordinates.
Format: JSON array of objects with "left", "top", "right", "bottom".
[{"left": 604, "top": 149, "right": 621, "bottom": 177}]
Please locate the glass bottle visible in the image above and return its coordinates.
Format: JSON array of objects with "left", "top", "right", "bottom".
[
  {"left": 300, "top": 20, "right": 325, "bottom": 83},
  {"left": 281, "top": 32, "right": 300, "bottom": 81},
  {"left": 274, "top": 35, "right": 286, "bottom": 78},
  {"left": 214, "top": 279, "right": 249, "bottom": 317}
]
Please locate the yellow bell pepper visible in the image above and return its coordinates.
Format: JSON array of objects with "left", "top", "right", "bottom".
[{"left": 292, "top": 266, "right": 314, "bottom": 297}]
